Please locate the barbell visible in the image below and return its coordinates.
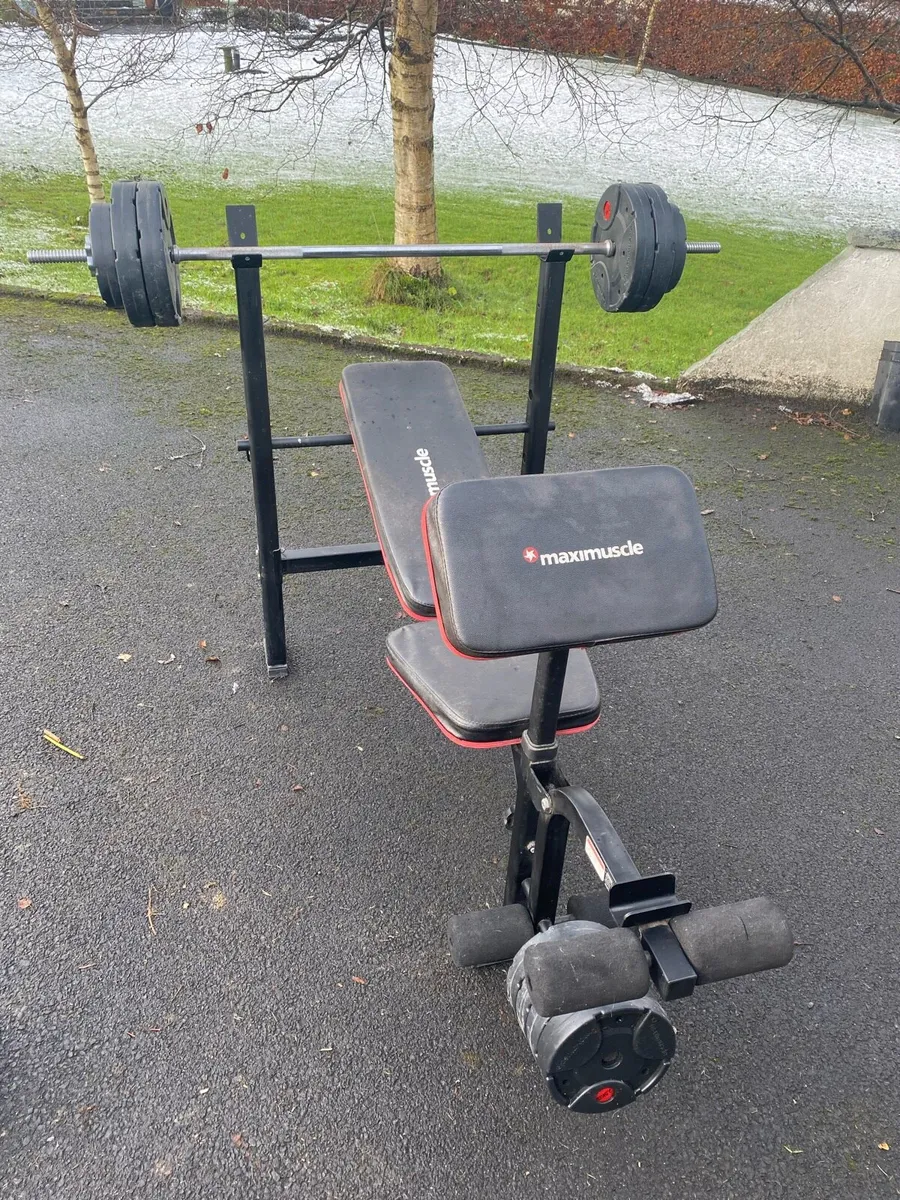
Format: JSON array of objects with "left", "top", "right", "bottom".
[{"left": 27, "top": 179, "right": 720, "bottom": 328}]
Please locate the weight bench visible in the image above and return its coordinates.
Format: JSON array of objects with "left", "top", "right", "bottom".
[
  {"left": 341, "top": 360, "right": 601, "bottom": 745},
  {"left": 343, "top": 378, "right": 793, "bottom": 1113}
]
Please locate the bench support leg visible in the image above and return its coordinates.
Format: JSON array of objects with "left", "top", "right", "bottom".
[
  {"left": 521, "top": 202, "right": 568, "bottom": 476},
  {"left": 228, "top": 204, "right": 288, "bottom": 679}
]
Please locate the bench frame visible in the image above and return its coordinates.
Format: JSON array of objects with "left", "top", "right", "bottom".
[
  {"left": 229, "top": 201, "right": 571, "bottom": 678},
  {"left": 503, "top": 647, "right": 699, "bottom": 1002}
]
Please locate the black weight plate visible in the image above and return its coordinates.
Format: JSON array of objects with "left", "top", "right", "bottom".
[
  {"left": 636, "top": 183, "right": 677, "bottom": 312},
  {"left": 590, "top": 182, "right": 656, "bottom": 313},
  {"left": 590, "top": 184, "right": 629, "bottom": 311},
  {"left": 617, "top": 182, "right": 657, "bottom": 311},
  {"left": 110, "top": 181, "right": 155, "bottom": 328},
  {"left": 88, "top": 202, "right": 123, "bottom": 310},
  {"left": 135, "top": 180, "right": 182, "bottom": 327},
  {"left": 645, "top": 182, "right": 687, "bottom": 303},
  {"left": 665, "top": 196, "right": 687, "bottom": 296}
]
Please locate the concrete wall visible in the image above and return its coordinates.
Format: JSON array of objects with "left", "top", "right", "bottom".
[{"left": 682, "top": 233, "right": 900, "bottom": 405}]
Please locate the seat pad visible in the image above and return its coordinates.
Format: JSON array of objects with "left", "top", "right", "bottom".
[
  {"left": 424, "top": 466, "right": 718, "bottom": 658},
  {"left": 341, "top": 361, "right": 488, "bottom": 618},
  {"left": 386, "top": 621, "right": 601, "bottom": 748}
]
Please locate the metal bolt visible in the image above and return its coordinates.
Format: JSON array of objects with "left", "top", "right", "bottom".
[
  {"left": 27, "top": 248, "right": 90, "bottom": 264},
  {"left": 526, "top": 841, "right": 536, "bottom": 854}
]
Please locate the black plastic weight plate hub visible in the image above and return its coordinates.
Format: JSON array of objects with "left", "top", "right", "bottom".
[
  {"left": 87, "top": 202, "right": 123, "bottom": 310},
  {"left": 135, "top": 180, "right": 182, "bottom": 326},
  {"left": 110, "top": 181, "right": 155, "bottom": 328}
]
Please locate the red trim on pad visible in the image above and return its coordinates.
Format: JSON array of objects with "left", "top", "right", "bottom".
[
  {"left": 339, "top": 379, "right": 432, "bottom": 622},
  {"left": 385, "top": 656, "right": 600, "bottom": 750},
  {"left": 420, "top": 495, "right": 487, "bottom": 661}
]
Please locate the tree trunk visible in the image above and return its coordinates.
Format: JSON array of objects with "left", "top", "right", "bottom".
[
  {"left": 634, "top": 0, "right": 661, "bottom": 75},
  {"left": 34, "top": 1, "right": 104, "bottom": 202},
  {"left": 389, "top": 0, "right": 439, "bottom": 278}
]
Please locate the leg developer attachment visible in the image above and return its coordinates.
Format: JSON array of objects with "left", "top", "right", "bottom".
[{"left": 508, "top": 922, "right": 676, "bottom": 1113}]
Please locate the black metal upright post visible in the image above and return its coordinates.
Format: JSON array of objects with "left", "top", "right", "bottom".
[
  {"left": 227, "top": 204, "right": 288, "bottom": 679},
  {"left": 521, "top": 203, "right": 570, "bottom": 476}
]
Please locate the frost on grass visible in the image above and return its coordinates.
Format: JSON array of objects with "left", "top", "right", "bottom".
[
  {"left": 0, "top": 29, "right": 897, "bottom": 231},
  {"left": 0, "top": 208, "right": 88, "bottom": 292}
]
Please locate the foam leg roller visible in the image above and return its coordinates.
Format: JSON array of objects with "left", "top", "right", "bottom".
[
  {"left": 523, "top": 921, "right": 650, "bottom": 1018},
  {"left": 670, "top": 897, "right": 794, "bottom": 985},
  {"left": 448, "top": 904, "right": 534, "bottom": 968}
]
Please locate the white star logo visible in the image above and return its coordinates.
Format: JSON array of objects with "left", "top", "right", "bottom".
[{"left": 523, "top": 546, "right": 539, "bottom": 563}]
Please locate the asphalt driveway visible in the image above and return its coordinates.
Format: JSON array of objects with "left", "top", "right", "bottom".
[{"left": 1, "top": 294, "right": 898, "bottom": 1199}]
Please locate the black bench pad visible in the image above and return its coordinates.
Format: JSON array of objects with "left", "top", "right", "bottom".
[
  {"left": 341, "top": 361, "right": 489, "bottom": 618},
  {"left": 386, "top": 622, "right": 601, "bottom": 747},
  {"left": 424, "top": 466, "right": 718, "bottom": 657}
]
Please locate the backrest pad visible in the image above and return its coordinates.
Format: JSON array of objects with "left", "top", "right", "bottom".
[{"left": 424, "top": 466, "right": 718, "bottom": 657}]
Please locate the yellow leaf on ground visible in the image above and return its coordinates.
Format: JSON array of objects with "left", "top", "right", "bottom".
[{"left": 42, "top": 730, "right": 85, "bottom": 760}]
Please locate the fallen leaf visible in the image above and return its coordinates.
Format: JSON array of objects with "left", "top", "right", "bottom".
[
  {"left": 567, "top": 432, "right": 575, "bottom": 439},
  {"left": 231, "top": 1133, "right": 245, "bottom": 1147},
  {"left": 291, "top": 784, "right": 304, "bottom": 793},
  {"left": 157, "top": 654, "right": 176, "bottom": 665},
  {"left": 832, "top": 595, "right": 841, "bottom": 603},
  {"left": 222, "top": 167, "right": 229, "bottom": 181},
  {"left": 770, "top": 425, "right": 778, "bottom": 431},
  {"left": 879, "top": 1142, "right": 890, "bottom": 1151},
  {"left": 783, "top": 1146, "right": 803, "bottom": 1154},
  {"left": 700, "top": 508, "right": 715, "bottom": 516},
  {"left": 842, "top": 408, "right": 853, "bottom": 416},
  {"left": 17, "top": 897, "right": 32, "bottom": 910},
  {"left": 351, "top": 976, "right": 367, "bottom": 985},
  {"left": 205, "top": 655, "right": 221, "bottom": 665},
  {"left": 117, "top": 653, "right": 132, "bottom": 662},
  {"left": 198, "top": 639, "right": 207, "bottom": 650},
  {"left": 757, "top": 453, "right": 769, "bottom": 461}
]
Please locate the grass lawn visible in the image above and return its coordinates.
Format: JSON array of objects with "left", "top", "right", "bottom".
[{"left": 0, "top": 171, "right": 840, "bottom": 378}]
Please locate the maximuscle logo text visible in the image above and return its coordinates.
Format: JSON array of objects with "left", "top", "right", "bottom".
[
  {"left": 414, "top": 448, "right": 440, "bottom": 496},
  {"left": 522, "top": 541, "right": 644, "bottom": 566}
]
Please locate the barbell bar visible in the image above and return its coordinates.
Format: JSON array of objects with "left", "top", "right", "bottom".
[
  {"left": 25, "top": 179, "right": 720, "bottom": 326},
  {"left": 29, "top": 238, "right": 720, "bottom": 264}
]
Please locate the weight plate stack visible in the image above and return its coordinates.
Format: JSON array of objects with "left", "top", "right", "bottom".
[
  {"left": 135, "top": 180, "right": 182, "bottom": 327},
  {"left": 110, "top": 181, "right": 155, "bottom": 328},
  {"left": 591, "top": 182, "right": 688, "bottom": 313},
  {"left": 639, "top": 183, "right": 687, "bottom": 311},
  {"left": 590, "top": 182, "right": 657, "bottom": 313},
  {"left": 507, "top": 922, "right": 676, "bottom": 1113},
  {"left": 87, "top": 202, "right": 123, "bottom": 310}
]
